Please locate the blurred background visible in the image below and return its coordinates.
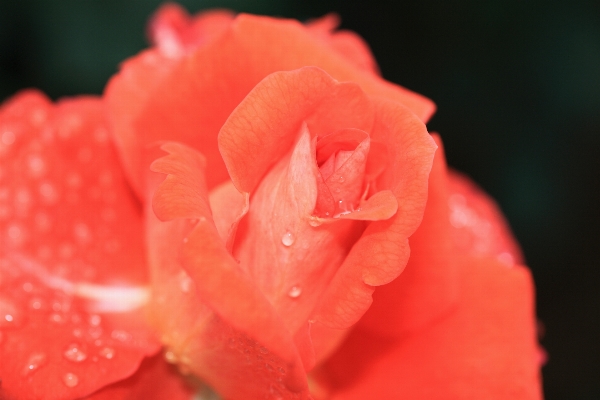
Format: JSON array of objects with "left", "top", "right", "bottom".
[{"left": 1, "top": 0, "right": 598, "bottom": 398}]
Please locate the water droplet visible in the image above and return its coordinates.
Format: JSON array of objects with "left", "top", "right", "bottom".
[
  {"left": 288, "top": 286, "right": 302, "bottom": 298},
  {"left": 73, "top": 222, "right": 92, "bottom": 245},
  {"left": 281, "top": 231, "right": 295, "bottom": 247},
  {"left": 50, "top": 313, "right": 65, "bottom": 324},
  {"left": 21, "top": 353, "right": 47, "bottom": 376},
  {"left": 72, "top": 329, "right": 83, "bottom": 338},
  {"left": 7, "top": 223, "right": 23, "bottom": 240},
  {"left": 1, "top": 131, "right": 15, "bottom": 145},
  {"left": 0, "top": 296, "right": 23, "bottom": 327},
  {"left": 259, "top": 346, "right": 269, "bottom": 355},
  {"left": 22, "top": 282, "right": 33, "bottom": 292},
  {"left": 63, "top": 343, "right": 87, "bottom": 362},
  {"left": 179, "top": 271, "right": 192, "bottom": 293},
  {"left": 29, "top": 298, "right": 43, "bottom": 310},
  {"left": 99, "top": 347, "right": 115, "bottom": 360},
  {"left": 89, "top": 314, "right": 101, "bottom": 327},
  {"left": 63, "top": 372, "right": 79, "bottom": 388},
  {"left": 27, "top": 155, "right": 46, "bottom": 178},
  {"left": 39, "top": 182, "right": 59, "bottom": 204},
  {"left": 111, "top": 329, "right": 131, "bottom": 342},
  {"left": 88, "top": 326, "right": 103, "bottom": 339},
  {"left": 182, "top": 237, "right": 189, "bottom": 244},
  {"left": 338, "top": 176, "right": 345, "bottom": 183}
]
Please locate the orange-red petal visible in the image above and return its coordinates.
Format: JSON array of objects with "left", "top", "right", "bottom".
[
  {"left": 359, "top": 134, "right": 458, "bottom": 335},
  {"left": 319, "top": 257, "right": 542, "bottom": 400},
  {"left": 148, "top": 142, "right": 310, "bottom": 398},
  {"left": 0, "top": 91, "right": 159, "bottom": 400}
]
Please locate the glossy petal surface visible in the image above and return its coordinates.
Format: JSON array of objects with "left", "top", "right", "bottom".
[
  {"left": 0, "top": 91, "right": 159, "bottom": 400},
  {"left": 319, "top": 256, "right": 542, "bottom": 400}
]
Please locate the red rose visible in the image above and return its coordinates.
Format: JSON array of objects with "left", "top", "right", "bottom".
[{"left": 0, "top": 4, "right": 542, "bottom": 399}]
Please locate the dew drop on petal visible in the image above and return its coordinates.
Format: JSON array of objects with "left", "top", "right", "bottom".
[
  {"left": 39, "top": 182, "right": 59, "bottom": 204},
  {"left": 27, "top": 154, "right": 46, "bottom": 177},
  {"left": 0, "top": 296, "right": 23, "bottom": 327},
  {"left": 111, "top": 329, "right": 132, "bottom": 342},
  {"left": 63, "top": 343, "right": 87, "bottom": 362},
  {"left": 99, "top": 347, "right": 115, "bottom": 360},
  {"left": 21, "top": 353, "right": 47, "bottom": 376},
  {"left": 63, "top": 372, "right": 79, "bottom": 388},
  {"left": 179, "top": 271, "right": 192, "bottom": 293},
  {"left": 281, "top": 231, "right": 295, "bottom": 247},
  {"left": 88, "top": 314, "right": 101, "bottom": 327},
  {"left": 29, "top": 298, "right": 43, "bottom": 310},
  {"left": 288, "top": 286, "right": 302, "bottom": 299},
  {"left": 1, "top": 131, "right": 15, "bottom": 146}
]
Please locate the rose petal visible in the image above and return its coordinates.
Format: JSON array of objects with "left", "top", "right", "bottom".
[
  {"left": 318, "top": 257, "right": 542, "bottom": 400},
  {"left": 447, "top": 169, "right": 524, "bottom": 266},
  {"left": 358, "top": 134, "right": 459, "bottom": 335},
  {"left": 148, "top": 4, "right": 234, "bottom": 57},
  {"left": 306, "top": 13, "right": 381, "bottom": 75},
  {"left": 0, "top": 91, "right": 159, "bottom": 400},
  {"left": 149, "top": 142, "right": 310, "bottom": 399}
]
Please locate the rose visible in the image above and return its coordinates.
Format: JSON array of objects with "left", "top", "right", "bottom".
[{"left": 0, "top": 3, "right": 536, "bottom": 398}]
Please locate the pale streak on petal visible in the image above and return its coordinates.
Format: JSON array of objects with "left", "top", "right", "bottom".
[{"left": 7, "top": 254, "right": 149, "bottom": 313}]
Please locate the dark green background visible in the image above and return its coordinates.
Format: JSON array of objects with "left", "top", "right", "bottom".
[{"left": 1, "top": 1, "right": 598, "bottom": 398}]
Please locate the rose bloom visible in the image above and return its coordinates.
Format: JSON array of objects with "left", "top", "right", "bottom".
[{"left": 0, "top": 4, "right": 543, "bottom": 400}]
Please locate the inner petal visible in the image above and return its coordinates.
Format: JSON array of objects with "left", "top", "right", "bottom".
[{"left": 314, "top": 129, "right": 370, "bottom": 217}]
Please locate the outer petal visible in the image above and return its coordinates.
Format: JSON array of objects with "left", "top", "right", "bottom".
[
  {"left": 0, "top": 91, "right": 159, "bottom": 400},
  {"left": 148, "top": 143, "right": 310, "bottom": 399},
  {"left": 359, "top": 134, "right": 459, "bottom": 335},
  {"left": 147, "top": 4, "right": 234, "bottom": 57},
  {"left": 306, "top": 14, "right": 380, "bottom": 75},
  {"left": 318, "top": 257, "right": 542, "bottom": 400},
  {"left": 447, "top": 169, "right": 524, "bottom": 265},
  {"left": 105, "top": 13, "right": 434, "bottom": 198}
]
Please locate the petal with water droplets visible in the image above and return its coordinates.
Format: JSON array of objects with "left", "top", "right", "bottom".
[{"left": 0, "top": 91, "right": 159, "bottom": 400}]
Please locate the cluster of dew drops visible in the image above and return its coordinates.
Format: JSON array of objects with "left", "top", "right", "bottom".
[{"left": 0, "top": 100, "right": 139, "bottom": 389}]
